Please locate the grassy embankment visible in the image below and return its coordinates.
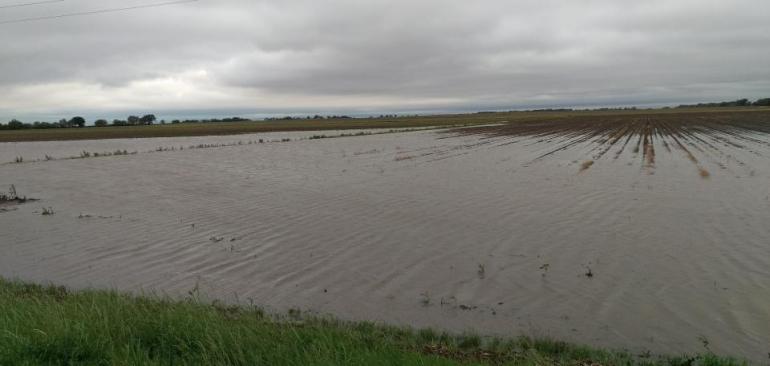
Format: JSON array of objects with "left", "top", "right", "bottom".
[
  {"left": 2, "top": 107, "right": 768, "bottom": 143},
  {"left": 0, "top": 278, "right": 745, "bottom": 365}
]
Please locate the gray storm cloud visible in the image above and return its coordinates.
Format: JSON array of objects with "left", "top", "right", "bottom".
[{"left": 1, "top": 0, "right": 769, "bottom": 118}]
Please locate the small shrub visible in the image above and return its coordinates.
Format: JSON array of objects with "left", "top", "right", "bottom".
[
  {"left": 580, "top": 160, "right": 595, "bottom": 171},
  {"left": 420, "top": 292, "right": 431, "bottom": 307},
  {"left": 1, "top": 185, "right": 26, "bottom": 203}
]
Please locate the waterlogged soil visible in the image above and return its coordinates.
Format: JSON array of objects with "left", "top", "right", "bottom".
[
  {"left": 0, "top": 128, "right": 416, "bottom": 164},
  {"left": 1, "top": 115, "right": 770, "bottom": 362},
  {"left": 453, "top": 110, "right": 770, "bottom": 180}
]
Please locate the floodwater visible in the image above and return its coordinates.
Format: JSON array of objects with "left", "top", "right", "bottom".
[
  {"left": 1, "top": 119, "right": 769, "bottom": 362},
  {"left": 0, "top": 128, "right": 407, "bottom": 164}
]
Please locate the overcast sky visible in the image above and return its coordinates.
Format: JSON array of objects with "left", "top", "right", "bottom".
[{"left": 1, "top": 0, "right": 769, "bottom": 120}]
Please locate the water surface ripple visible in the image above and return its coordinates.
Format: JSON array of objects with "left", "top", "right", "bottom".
[{"left": 1, "top": 119, "right": 769, "bottom": 361}]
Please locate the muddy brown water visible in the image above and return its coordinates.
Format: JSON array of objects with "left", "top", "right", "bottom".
[{"left": 1, "top": 122, "right": 769, "bottom": 362}]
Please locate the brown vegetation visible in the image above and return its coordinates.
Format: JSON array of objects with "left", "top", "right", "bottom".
[{"left": 455, "top": 109, "right": 770, "bottom": 177}]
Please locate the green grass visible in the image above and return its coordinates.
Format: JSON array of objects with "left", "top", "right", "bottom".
[
  {"left": 2, "top": 107, "right": 767, "bottom": 142},
  {"left": 0, "top": 278, "right": 746, "bottom": 365}
]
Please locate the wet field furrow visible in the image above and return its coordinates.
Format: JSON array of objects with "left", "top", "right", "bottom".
[{"left": 451, "top": 110, "right": 770, "bottom": 177}]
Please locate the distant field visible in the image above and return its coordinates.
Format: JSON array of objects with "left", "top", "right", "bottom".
[{"left": 2, "top": 107, "right": 767, "bottom": 142}]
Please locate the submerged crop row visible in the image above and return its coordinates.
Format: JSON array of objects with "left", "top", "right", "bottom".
[
  {"left": 2, "top": 126, "right": 442, "bottom": 166},
  {"left": 454, "top": 110, "right": 770, "bottom": 177}
]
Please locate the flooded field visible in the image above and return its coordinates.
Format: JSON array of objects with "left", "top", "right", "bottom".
[
  {"left": 0, "top": 128, "right": 421, "bottom": 164},
  {"left": 1, "top": 112, "right": 770, "bottom": 362}
]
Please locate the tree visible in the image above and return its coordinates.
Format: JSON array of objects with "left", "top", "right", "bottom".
[
  {"left": 69, "top": 116, "right": 86, "bottom": 128},
  {"left": 33, "top": 121, "right": 54, "bottom": 129},
  {"left": 127, "top": 116, "right": 140, "bottom": 125},
  {"left": 112, "top": 119, "right": 128, "bottom": 126},
  {"left": 735, "top": 98, "right": 750, "bottom": 106},
  {"left": 94, "top": 119, "right": 108, "bottom": 127},
  {"left": 139, "top": 114, "right": 157, "bottom": 125},
  {"left": 7, "top": 119, "right": 24, "bottom": 130},
  {"left": 754, "top": 98, "right": 770, "bottom": 106}
]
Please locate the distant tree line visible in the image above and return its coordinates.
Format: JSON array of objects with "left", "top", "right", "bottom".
[
  {"left": 3, "top": 98, "right": 769, "bottom": 131},
  {"left": 168, "top": 117, "right": 249, "bottom": 124},
  {"left": 111, "top": 115, "right": 158, "bottom": 126},
  {"left": 0, "top": 114, "right": 158, "bottom": 130},
  {"left": 0, "top": 116, "right": 86, "bottom": 130},
  {"left": 516, "top": 107, "right": 637, "bottom": 113},
  {"left": 677, "top": 98, "right": 770, "bottom": 108},
  {"left": 0, "top": 115, "right": 261, "bottom": 130},
  {"left": 264, "top": 115, "right": 353, "bottom": 121},
  {"left": 528, "top": 108, "right": 578, "bottom": 112}
]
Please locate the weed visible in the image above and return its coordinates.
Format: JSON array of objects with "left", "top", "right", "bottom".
[
  {"left": 187, "top": 280, "right": 200, "bottom": 298},
  {"left": 580, "top": 160, "right": 595, "bottom": 171},
  {"left": 457, "top": 334, "right": 482, "bottom": 350},
  {"left": 1, "top": 185, "right": 30, "bottom": 204},
  {"left": 288, "top": 308, "right": 302, "bottom": 320},
  {"left": 698, "top": 336, "right": 712, "bottom": 353},
  {"left": 539, "top": 263, "right": 550, "bottom": 277},
  {"left": 420, "top": 292, "right": 431, "bottom": 307},
  {"left": 440, "top": 296, "right": 457, "bottom": 307}
]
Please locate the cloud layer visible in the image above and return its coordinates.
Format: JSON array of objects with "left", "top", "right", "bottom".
[{"left": 2, "top": 0, "right": 769, "bottom": 119}]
